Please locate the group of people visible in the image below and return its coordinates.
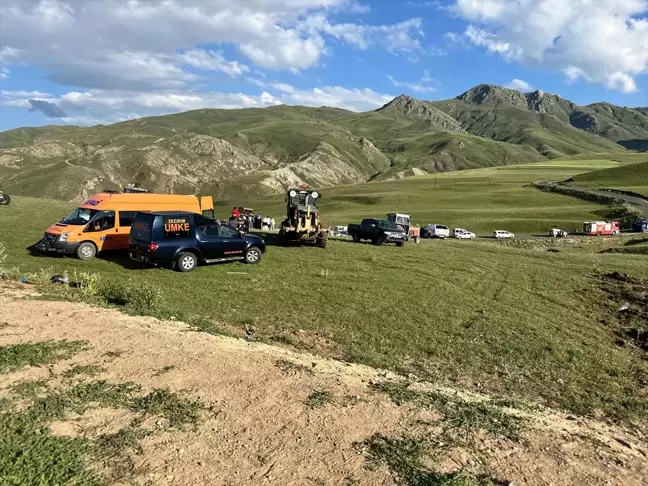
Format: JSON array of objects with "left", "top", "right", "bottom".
[
  {"left": 230, "top": 207, "right": 275, "bottom": 231},
  {"left": 261, "top": 216, "right": 275, "bottom": 231}
]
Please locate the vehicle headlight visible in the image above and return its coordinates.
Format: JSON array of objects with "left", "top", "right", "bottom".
[{"left": 59, "top": 232, "right": 70, "bottom": 242}]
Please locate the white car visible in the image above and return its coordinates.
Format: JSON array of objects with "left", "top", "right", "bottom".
[
  {"left": 425, "top": 224, "right": 450, "bottom": 239},
  {"left": 452, "top": 228, "right": 475, "bottom": 239},
  {"left": 493, "top": 230, "right": 515, "bottom": 239}
]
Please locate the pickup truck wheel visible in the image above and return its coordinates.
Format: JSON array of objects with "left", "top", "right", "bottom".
[
  {"left": 395, "top": 241, "right": 405, "bottom": 247},
  {"left": 75, "top": 242, "right": 97, "bottom": 260},
  {"left": 176, "top": 252, "right": 197, "bottom": 272},
  {"left": 352, "top": 234, "right": 359, "bottom": 243},
  {"left": 0, "top": 194, "right": 10, "bottom": 205},
  {"left": 244, "top": 246, "right": 262, "bottom": 264},
  {"left": 373, "top": 236, "right": 384, "bottom": 246}
]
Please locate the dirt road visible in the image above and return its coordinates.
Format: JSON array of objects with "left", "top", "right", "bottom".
[{"left": 1, "top": 284, "right": 646, "bottom": 485}]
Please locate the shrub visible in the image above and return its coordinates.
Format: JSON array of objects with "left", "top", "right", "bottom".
[
  {"left": 98, "top": 280, "right": 162, "bottom": 313},
  {"left": 0, "top": 243, "right": 20, "bottom": 281},
  {"left": 74, "top": 270, "right": 101, "bottom": 296}
]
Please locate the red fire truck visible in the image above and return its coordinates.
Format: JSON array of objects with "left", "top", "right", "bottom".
[{"left": 583, "top": 221, "right": 621, "bottom": 236}]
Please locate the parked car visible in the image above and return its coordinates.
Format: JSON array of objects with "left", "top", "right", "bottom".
[
  {"left": 329, "top": 225, "right": 348, "bottom": 237},
  {"left": 347, "top": 218, "right": 407, "bottom": 246},
  {"left": 128, "top": 211, "right": 266, "bottom": 272},
  {"left": 632, "top": 220, "right": 648, "bottom": 233},
  {"left": 548, "top": 228, "right": 568, "bottom": 238},
  {"left": 493, "top": 230, "right": 515, "bottom": 239},
  {"left": 452, "top": 228, "right": 475, "bottom": 239},
  {"left": 422, "top": 224, "right": 450, "bottom": 239}
]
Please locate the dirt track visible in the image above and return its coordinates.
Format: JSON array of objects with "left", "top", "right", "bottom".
[{"left": 1, "top": 284, "right": 647, "bottom": 485}]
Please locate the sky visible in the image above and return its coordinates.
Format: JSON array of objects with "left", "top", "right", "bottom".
[{"left": 1, "top": 0, "right": 648, "bottom": 131}]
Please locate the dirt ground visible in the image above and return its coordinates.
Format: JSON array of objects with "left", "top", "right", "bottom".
[{"left": 1, "top": 284, "right": 647, "bottom": 486}]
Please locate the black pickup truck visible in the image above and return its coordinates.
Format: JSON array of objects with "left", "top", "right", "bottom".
[
  {"left": 128, "top": 211, "right": 266, "bottom": 272},
  {"left": 347, "top": 218, "right": 407, "bottom": 246}
]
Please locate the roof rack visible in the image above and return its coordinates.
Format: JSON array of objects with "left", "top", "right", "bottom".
[{"left": 123, "top": 184, "right": 150, "bottom": 193}]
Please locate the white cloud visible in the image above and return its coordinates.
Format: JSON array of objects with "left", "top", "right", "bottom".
[
  {"left": 428, "top": 46, "right": 447, "bottom": 57},
  {"left": 1, "top": 84, "right": 394, "bottom": 125},
  {"left": 180, "top": 49, "right": 249, "bottom": 77},
  {"left": 452, "top": 0, "right": 648, "bottom": 93},
  {"left": 0, "top": 0, "right": 424, "bottom": 92},
  {"left": 387, "top": 74, "right": 437, "bottom": 93},
  {"left": 1, "top": 90, "right": 52, "bottom": 98},
  {"left": 270, "top": 83, "right": 296, "bottom": 93},
  {"left": 299, "top": 15, "right": 424, "bottom": 52},
  {"left": 505, "top": 79, "right": 533, "bottom": 91},
  {"left": 284, "top": 86, "right": 393, "bottom": 110}
]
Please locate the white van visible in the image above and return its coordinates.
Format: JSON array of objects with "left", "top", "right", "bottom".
[{"left": 425, "top": 224, "right": 450, "bottom": 239}]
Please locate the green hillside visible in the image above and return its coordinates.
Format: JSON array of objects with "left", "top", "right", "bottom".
[
  {"left": 432, "top": 86, "right": 627, "bottom": 158},
  {"left": 571, "top": 158, "right": 648, "bottom": 196},
  {"left": 1, "top": 83, "right": 646, "bottom": 203},
  {"left": 214, "top": 159, "right": 624, "bottom": 233}
]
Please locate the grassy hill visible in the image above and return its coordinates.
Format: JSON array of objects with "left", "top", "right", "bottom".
[
  {"left": 1, "top": 84, "right": 646, "bottom": 203},
  {"left": 570, "top": 158, "right": 648, "bottom": 196},
  {"left": 431, "top": 85, "right": 629, "bottom": 158},
  {"left": 214, "top": 159, "right": 626, "bottom": 233}
]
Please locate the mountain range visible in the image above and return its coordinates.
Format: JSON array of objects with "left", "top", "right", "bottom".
[{"left": 1, "top": 84, "right": 647, "bottom": 202}]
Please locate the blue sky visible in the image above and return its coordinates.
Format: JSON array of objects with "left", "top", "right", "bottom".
[{"left": 1, "top": 0, "right": 647, "bottom": 131}]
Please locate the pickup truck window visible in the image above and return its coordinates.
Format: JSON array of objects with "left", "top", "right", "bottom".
[
  {"left": 218, "top": 225, "right": 238, "bottom": 238},
  {"left": 199, "top": 224, "right": 219, "bottom": 238},
  {"left": 378, "top": 221, "right": 397, "bottom": 230}
]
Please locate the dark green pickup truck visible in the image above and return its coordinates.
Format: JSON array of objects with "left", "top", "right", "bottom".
[{"left": 347, "top": 218, "right": 407, "bottom": 246}]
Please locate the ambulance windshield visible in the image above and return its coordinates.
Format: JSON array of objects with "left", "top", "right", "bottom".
[{"left": 62, "top": 208, "right": 99, "bottom": 225}]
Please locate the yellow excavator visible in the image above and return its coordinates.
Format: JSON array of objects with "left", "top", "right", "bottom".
[{"left": 278, "top": 185, "right": 328, "bottom": 248}]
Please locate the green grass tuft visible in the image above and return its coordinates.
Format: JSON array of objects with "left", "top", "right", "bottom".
[
  {"left": 306, "top": 389, "right": 334, "bottom": 408},
  {"left": 275, "top": 358, "right": 315, "bottom": 375},
  {"left": 0, "top": 340, "right": 88, "bottom": 373},
  {"left": 63, "top": 364, "right": 105, "bottom": 378},
  {"left": 131, "top": 388, "right": 204, "bottom": 428},
  {"left": 363, "top": 434, "right": 501, "bottom": 486},
  {"left": 11, "top": 379, "right": 49, "bottom": 399},
  {"left": 0, "top": 378, "right": 207, "bottom": 485},
  {"left": 371, "top": 381, "right": 524, "bottom": 443}
]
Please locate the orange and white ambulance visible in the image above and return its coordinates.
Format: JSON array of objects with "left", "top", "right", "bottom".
[{"left": 36, "top": 188, "right": 215, "bottom": 260}]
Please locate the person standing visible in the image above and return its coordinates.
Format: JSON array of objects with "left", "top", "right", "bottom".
[{"left": 270, "top": 217, "right": 275, "bottom": 231}]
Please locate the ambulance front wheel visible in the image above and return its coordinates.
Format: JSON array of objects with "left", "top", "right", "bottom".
[{"left": 76, "top": 242, "right": 97, "bottom": 260}]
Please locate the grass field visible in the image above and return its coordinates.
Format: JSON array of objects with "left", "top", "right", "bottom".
[
  {"left": 2, "top": 160, "right": 648, "bottom": 427},
  {"left": 215, "top": 159, "right": 627, "bottom": 233},
  {"left": 569, "top": 158, "right": 648, "bottom": 196}
]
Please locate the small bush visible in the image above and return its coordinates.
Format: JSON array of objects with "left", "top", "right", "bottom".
[
  {"left": 0, "top": 242, "right": 20, "bottom": 281},
  {"left": 98, "top": 280, "right": 162, "bottom": 313},
  {"left": 74, "top": 270, "right": 101, "bottom": 296}
]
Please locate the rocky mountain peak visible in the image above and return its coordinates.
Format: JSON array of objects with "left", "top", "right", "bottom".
[
  {"left": 377, "top": 94, "right": 465, "bottom": 133},
  {"left": 378, "top": 94, "right": 420, "bottom": 112},
  {"left": 456, "top": 84, "right": 527, "bottom": 107}
]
